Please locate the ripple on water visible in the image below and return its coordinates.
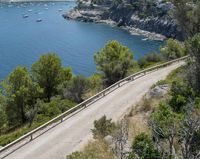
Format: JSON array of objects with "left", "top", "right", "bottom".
[{"left": 0, "top": 2, "right": 163, "bottom": 79}]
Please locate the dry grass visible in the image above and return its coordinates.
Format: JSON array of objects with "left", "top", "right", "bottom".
[
  {"left": 128, "top": 113, "right": 150, "bottom": 142},
  {"left": 81, "top": 139, "right": 117, "bottom": 159},
  {"left": 67, "top": 90, "right": 168, "bottom": 159},
  {"left": 127, "top": 95, "right": 166, "bottom": 142}
]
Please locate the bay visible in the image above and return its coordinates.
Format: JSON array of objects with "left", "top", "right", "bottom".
[{"left": 0, "top": 1, "right": 163, "bottom": 79}]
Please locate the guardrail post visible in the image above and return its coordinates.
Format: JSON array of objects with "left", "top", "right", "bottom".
[{"left": 0, "top": 56, "right": 188, "bottom": 155}]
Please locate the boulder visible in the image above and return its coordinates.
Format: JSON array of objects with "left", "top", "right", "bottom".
[
  {"left": 146, "top": 84, "right": 169, "bottom": 99},
  {"left": 104, "top": 135, "right": 113, "bottom": 145}
]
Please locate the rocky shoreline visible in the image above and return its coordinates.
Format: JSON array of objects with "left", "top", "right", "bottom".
[
  {"left": 63, "top": 9, "right": 166, "bottom": 41},
  {"left": 63, "top": 1, "right": 183, "bottom": 41}
]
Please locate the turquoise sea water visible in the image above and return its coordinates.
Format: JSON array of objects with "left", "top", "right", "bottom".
[{"left": 0, "top": 2, "right": 163, "bottom": 79}]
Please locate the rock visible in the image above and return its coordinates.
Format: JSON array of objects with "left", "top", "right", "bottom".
[
  {"left": 63, "top": 1, "right": 184, "bottom": 40},
  {"left": 157, "top": 2, "right": 174, "bottom": 11},
  {"left": 104, "top": 135, "right": 113, "bottom": 145},
  {"left": 146, "top": 84, "right": 169, "bottom": 99}
]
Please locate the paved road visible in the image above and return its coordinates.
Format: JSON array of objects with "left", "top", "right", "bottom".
[{"left": 4, "top": 62, "right": 184, "bottom": 159}]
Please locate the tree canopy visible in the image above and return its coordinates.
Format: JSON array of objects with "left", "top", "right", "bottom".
[
  {"left": 94, "top": 41, "right": 133, "bottom": 86},
  {"left": 31, "top": 53, "right": 72, "bottom": 101}
]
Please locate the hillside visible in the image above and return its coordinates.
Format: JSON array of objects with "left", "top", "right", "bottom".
[{"left": 63, "top": 0, "right": 184, "bottom": 40}]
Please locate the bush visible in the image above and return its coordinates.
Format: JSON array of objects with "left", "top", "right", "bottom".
[
  {"left": 86, "top": 74, "right": 103, "bottom": 96},
  {"left": 138, "top": 53, "right": 162, "bottom": 68},
  {"left": 66, "top": 139, "right": 116, "bottom": 159},
  {"left": 190, "top": 130, "right": 200, "bottom": 155},
  {"left": 62, "top": 75, "right": 89, "bottom": 103},
  {"left": 91, "top": 115, "right": 116, "bottom": 138},
  {"left": 169, "top": 81, "right": 195, "bottom": 112},
  {"left": 0, "top": 107, "right": 6, "bottom": 133},
  {"left": 128, "top": 133, "right": 161, "bottom": 159},
  {"left": 160, "top": 39, "right": 186, "bottom": 60},
  {"left": 67, "top": 152, "right": 83, "bottom": 159}
]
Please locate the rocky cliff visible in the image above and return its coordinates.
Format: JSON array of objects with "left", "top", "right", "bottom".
[{"left": 63, "top": 0, "right": 183, "bottom": 41}]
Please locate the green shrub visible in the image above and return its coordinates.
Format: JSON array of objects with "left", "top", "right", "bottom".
[
  {"left": 128, "top": 133, "right": 161, "bottom": 159},
  {"left": 160, "top": 39, "right": 186, "bottom": 60},
  {"left": 169, "top": 81, "right": 195, "bottom": 112},
  {"left": 190, "top": 130, "right": 200, "bottom": 155},
  {"left": 91, "top": 115, "right": 116, "bottom": 138},
  {"left": 62, "top": 75, "right": 89, "bottom": 103},
  {"left": 37, "top": 100, "right": 61, "bottom": 118},
  {"left": 138, "top": 53, "right": 162, "bottom": 68},
  {"left": 67, "top": 152, "right": 83, "bottom": 159},
  {"left": 0, "top": 107, "right": 6, "bottom": 133}
]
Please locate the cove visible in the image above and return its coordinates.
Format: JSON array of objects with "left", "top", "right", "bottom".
[{"left": 0, "top": 1, "right": 163, "bottom": 80}]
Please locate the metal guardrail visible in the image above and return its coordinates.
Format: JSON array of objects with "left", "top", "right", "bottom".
[{"left": 0, "top": 55, "right": 189, "bottom": 157}]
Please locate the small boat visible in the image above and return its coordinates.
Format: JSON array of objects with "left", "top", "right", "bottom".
[
  {"left": 23, "top": 14, "right": 29, "bottom": 18},
  {"left": 58, "top": 9, "right": 63, "bottom": 12},
  {"left": 36, "top": 19, "right": 42, "bottom": 22},
  {"left": 142, "top": 38, "right": 148, "bottom": 41}
]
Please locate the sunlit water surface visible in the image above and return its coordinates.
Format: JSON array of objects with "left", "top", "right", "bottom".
[{"left": 0, "top": 2, "right": 163, "bottom": 79}]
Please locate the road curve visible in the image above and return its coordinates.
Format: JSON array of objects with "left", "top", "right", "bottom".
[{"left": 4, "top": 62, "right": 184, "bottom": 159}]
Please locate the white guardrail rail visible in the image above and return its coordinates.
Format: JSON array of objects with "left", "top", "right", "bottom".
[{"left": 0, "top": 55, "right": 189, "bottom": 158}]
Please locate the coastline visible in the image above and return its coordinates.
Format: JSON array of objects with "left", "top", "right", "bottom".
[
  {"left": 1, "top": 0, "right": 167, "bottom": 41},
  {"left": 64, "top": 10, "right": 167, "bottom": 41},
  {"left": 97, "top": 20, "right": 166, "bottom": 41}
]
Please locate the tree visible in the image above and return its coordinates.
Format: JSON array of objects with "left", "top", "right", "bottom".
[
  {"left": 160, "top": 39, "right": 186, "bottom": 60},
  {"left": 62, "top": 75, "right": 88, "bottom": 103},
  {"left": 94, "top": 41, "right": 133, "bottom": 86},
  {"left": 171, "top": 0, "right": 200, "bottom": 38},
  {"left": 60, "top": 67, "right": 73, "bottom": 83},
  {"left": 0, "top": 95, "right": 6, "bottom": 133},
  {"left": 2, "top": 66, "right": 38, "bottom": 128},
  {"left": 169, "top": 81, "right": 195, "bottom": 112},
  {"left": 149, "top": 103, "right": 182, "bottom": 158},
  {"left": 128, "top": 133, "right": 161, "bottom": 159},
  {"left": 91, "top": 115, "right": 116, "bottom": 138},
  {"left": 186, "top": 34, "right": 200, "bottom": 93},
  {"left": 178, "top": 103, "right": 200, "bottom": 159},
  {"left": 32, "top": 54, "right": 72, "bottom": 101}
]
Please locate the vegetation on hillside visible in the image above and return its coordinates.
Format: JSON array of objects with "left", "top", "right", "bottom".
[
  {"left": 67, "top": 1, "right": 200, "bottom": 158},
  {"left": 1, "top": 0, "right": 197, "bottom": 150},
  {"left": 0, "top": 39, "right": 183, "bottom": 146}
]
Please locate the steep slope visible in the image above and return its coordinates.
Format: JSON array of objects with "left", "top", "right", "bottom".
[{"left": 64, "top": 0, "right": 183, "bottom": 40}]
